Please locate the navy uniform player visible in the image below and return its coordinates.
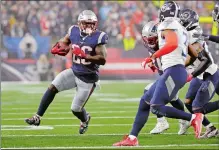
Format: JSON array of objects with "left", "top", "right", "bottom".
[
  {"left": 25, "top": 10, "right": 108, "bottom": 134},
  {"left": 140, "top": 21, "right": 188, "bottom": 135},
  {"left": 113, "top": 1, "right": 203, "bottom": 146},
  {"left": 180, "top": 8, "right": 219, "bottom": 138}
]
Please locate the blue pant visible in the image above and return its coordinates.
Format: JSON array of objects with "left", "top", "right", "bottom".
[
  {"left": 192, "top": 71, "right": 219, "bottom": 108},
  {"left": 143, "top": 65, "right": 187, "bottom": 105}
]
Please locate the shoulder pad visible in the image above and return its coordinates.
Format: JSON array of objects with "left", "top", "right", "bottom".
[
  {"left": 97, "top": 31, "right": 108, "bottom": 45},
  {"left": 67, "top": 25, "right": 79, "bottom": 36},
  {"left": 188, "top": 26, "right": 203, "bottom": 44},
  {"left": 158, "top": 18, "right": 181, "bottom": 31}
]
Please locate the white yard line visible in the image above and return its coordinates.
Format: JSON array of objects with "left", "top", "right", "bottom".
[
  {"left": 2, "top": 111, "right": 137, "bottom": 115},
  {"left": 2, "top": 144, "right": 219, "bottom": 149},
  {"left": 1, "top": 133, "right": 196, "bottom": 137},
  {"left": 2, "top": 115, "right": 218, "bottom": 121}
]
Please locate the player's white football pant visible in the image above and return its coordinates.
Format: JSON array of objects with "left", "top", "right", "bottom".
[
  {"left": 178, "top": 119, "right": 190, "bottom": 135},
  {"left": 150, "top": 117, "right": 169, "bottom": 134}
]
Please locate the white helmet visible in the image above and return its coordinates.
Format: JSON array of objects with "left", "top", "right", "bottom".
[
  {"left": 78, "top": 10, "right": 98, "bottom": 35},
  {"left": 142, "top": 21, "right": 158, "bottom": 49}
]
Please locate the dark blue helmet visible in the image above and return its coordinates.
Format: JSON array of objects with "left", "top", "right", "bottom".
[
  {"left": 179, "top": 8, "right": 199, "bottom": 31},
  {"left": 212, "top": 2, "right": 219, "bottom": 23},
  {"left": 159, "top": 1, "right": 180, "bottom": 22}
]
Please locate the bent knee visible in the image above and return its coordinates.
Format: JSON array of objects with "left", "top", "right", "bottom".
[
  {"left": 150, "top": 105, "right": 161, "bottom": 115},
  {"left": 49, "top": 84, "right": 59, "bottom": 93},
  {"left": 71, "top": 104, "right": 82, "bottom": 112}
]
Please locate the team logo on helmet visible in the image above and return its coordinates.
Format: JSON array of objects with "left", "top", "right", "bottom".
[
  {"left": 161, "top": 3, "right": 173, "bottom": 12},
  {"left": 181, "top": 11, "right": 191, "bottom": 21}
]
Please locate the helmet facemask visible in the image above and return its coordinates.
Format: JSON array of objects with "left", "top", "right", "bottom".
[
  {"left": 78, "top": 21, "right": 97, "bottom": 35},
  {"left": 142, "top": 36, "right": 158, "bottom": 49}
]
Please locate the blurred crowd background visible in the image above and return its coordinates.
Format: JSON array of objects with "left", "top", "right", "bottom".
[{"left": 1, "top": 1, "right": 219, "bottom": 81}]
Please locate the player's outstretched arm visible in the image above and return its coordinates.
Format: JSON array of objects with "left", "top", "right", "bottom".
[
  {"left": 193, "top": 33, "right": 219, "bottom": 43},
  {"left": 85, "top": 44, "right": 107, "bottom": 65},
  {"left": 151, "top": 30, "right": 178, "bottom": 59}
]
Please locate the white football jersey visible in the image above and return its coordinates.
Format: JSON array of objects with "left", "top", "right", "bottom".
[
  {"left": 188, "top": 27, "right": 218, "bottom": 80},
  {"left": 158, "top": 18, "right": 189, "bottom": 71}
]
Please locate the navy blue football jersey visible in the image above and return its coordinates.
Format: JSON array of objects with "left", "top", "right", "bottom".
[{"left": 68, "top": 25, "right": 108, "bottom": 83}]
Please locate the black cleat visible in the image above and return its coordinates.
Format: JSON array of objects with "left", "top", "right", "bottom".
[
  {"left": 25, "top": 115, "right": 41, "bottom": 126},
  {"left": 79, "top": 114, "right": 91, "bottom": 134}
]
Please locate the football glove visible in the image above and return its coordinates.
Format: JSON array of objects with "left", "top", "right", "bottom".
[
  {"left": 72, "top": 45, "right": 87, "bottom": 58},
  {"left": 141, "top": 57, "right": 153, "bottom": 69},
  {"left": 51, "top": 42, "right": 69, "bottom": 56},
  {"left": 186, "top": 74, "right": 193, "bottom": 82}
]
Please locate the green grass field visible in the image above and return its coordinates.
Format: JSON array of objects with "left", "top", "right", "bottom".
[{"left": 1, "top": 81, "right": 219, "bottom": 149}]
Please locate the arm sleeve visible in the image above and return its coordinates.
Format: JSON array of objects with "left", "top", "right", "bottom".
[
  {"left": 209, "top": 35, "right": 219, "bottom": 43},
  {"left": 191, "top": 50, "right": 212, "bottom": 77}
]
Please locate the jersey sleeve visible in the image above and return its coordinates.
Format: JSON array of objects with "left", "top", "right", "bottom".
[{"left": 97, "top": 32, "right": 109, "bottom": 45}]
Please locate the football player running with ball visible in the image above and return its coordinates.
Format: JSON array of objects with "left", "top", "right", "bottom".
[
  {"left": 25, "top": 10, "right": 108, "bottom": 134},
  {"left": 113, "top": 1, "right": 204, "bottom": 146}
]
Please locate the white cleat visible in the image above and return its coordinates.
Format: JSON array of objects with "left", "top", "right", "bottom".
[
  {"left": 178, "top": 119, "right": 190, "bottom": 135},
  {"left": 150, "top": 117, "right": 169, "bottom": 134},
  {"left": 199, "top": 126, "right": 219, "bottom": 139}
]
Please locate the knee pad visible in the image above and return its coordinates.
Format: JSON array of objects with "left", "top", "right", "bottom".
[{"left": 71, "top": 104, "right": 82, "bottom": 112}]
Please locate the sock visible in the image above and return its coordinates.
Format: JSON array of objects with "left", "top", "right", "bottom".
[
  {"left": 37, "top": 88, "right": 57, "bottom": 116},
  {"left": 72, "top": 108, "right": 87, "bottom": 122},
  {"left": 128, "top": 135, "right": 137, "bottom": 140},
  {"left": 170, "top": 99, "right": 184, "bottom": 111},
  {"left": 130, "top": 98, "right": 150, "bottom": 137},
  {"left": 185, "top": 103, "right": 193, "bottom": 113},
  {"left": 189, "top": 114, "right": 196, "bottom": 124},
  {"left": 152, "top": 105, "right": 192, "bottom": 121}
]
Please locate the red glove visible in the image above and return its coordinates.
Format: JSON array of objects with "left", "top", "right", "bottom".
[
  {"left": 186, "top": 74, "right": 193, "bottom": 82},
  {"left": 150, "top": 65, "right": 158, "bottom": 72},
  {"left": 51, "top": 42, "right": 69, "bottom": 56},
  {"left": 72, "top": 45, "right": 87, "bottom": 58},
  {"left": 141, "top": 57, "right": 153, "bottom": 69}
]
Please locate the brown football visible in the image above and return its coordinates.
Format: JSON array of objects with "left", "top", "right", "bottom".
[{"left": 59, "top": 41, "right": 70, "bottom": 53}]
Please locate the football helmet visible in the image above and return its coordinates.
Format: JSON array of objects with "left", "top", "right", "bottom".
[
  {"left": 78, "top": 10, "right": 98, "bottom": 35},
  {"left": 142, "top": 21, "right": 158, "bottom": 49},
  {"left": 159, "top": 1, "right": 180, "bottom": 22},
  {"left": 212, "top": 2, "right": 219, "bottom": 23},
  {"left": 179, "top": 8, "right": 199, "bottom": 31}
]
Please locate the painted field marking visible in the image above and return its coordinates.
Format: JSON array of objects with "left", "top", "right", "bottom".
[
  {"left": 2, "top": 110, "right": 137, "bottom": 115},
  {"left": 2, "top": 115, "right": 218, "bottom": 121},
  {"left": 2, "top": 144, "right": 219, "bottom": 149},
  {"left": 1, "top": 126, "right": 53, "bottom": 130}
]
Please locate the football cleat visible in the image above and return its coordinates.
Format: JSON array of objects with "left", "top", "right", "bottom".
[
  {"left": 178, "top": 119, "right": 190, "bottom": 135},
  {"left": 79, "top": 113, "right": 91, "bottom": 134},
  {"left": 25, "top": 115, "right": 41, "bottom": 126},
  {"left": 199, "top": 126, "right": 219, "bottom": 139},
  {"left": 113, "top": 135, "right": 139, "bottom": 146},
  {"left": 191, "top": 113, "right": 204, "bottom": 138},
  {"left": 150, "top": 117, "right": 169, "bottom": 134}
]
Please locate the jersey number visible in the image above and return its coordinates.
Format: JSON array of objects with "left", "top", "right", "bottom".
[
  {"left": 182, "top": 31, "right": 188, "bottom": 57},
  {"left": 72, "top": 44, "right": 92, "bottom": 65}
]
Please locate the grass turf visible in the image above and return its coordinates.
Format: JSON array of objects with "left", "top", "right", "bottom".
[{"left": 1, "top": 81, "right": 219, "bottom": 149}]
